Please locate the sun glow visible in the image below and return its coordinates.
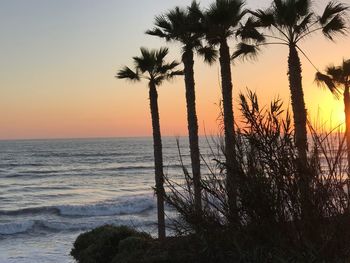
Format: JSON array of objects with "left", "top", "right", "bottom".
[{"left": 308, "top": 93, "right": 346, "bottom": 132}]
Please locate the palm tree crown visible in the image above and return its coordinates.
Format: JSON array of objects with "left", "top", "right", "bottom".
[
  {"left": 315, "top": 59, "right": 350, "bottom": 95},
  {"left": 146, "top": 1, "right": 217, "bottom": 63},
  {"left": 236, "top": 0, "right": 348, "bottom": 56},
  {"left": 205, "top": 0, "right": 247, "bottom": 45},
  {"left": 117, "top": 47, "right": 183, "bottom": 85}
]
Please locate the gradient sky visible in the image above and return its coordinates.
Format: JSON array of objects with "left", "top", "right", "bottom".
[{"left": 0, "top": 0, "right": 349, "bottom": 140}]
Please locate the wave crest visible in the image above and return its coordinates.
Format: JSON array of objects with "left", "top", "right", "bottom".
[
  {"left": 57, "top": 196, "right": 154, "bottom": 217},
  {"left": 0, "top": 220, "right": 35, "bottom": 235},
  {"left": 0, "top": 195, "right": 155, "bottom": 217}
]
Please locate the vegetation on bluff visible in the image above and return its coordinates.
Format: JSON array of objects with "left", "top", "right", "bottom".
[{"left": 72, "top": 92, "right": 350, "bottom": 263}]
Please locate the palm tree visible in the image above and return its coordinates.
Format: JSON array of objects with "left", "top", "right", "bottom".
[
  {"left": 146, "top": 1, "right": 217, "bottom": 215},
  {"left": 116, "top": 47, "right": 182, "bottom": 240},
  {"left": 236, "top": 0, "right": 348, "bottom": 165},
  {"left": 203, "top": 0, "right": 248, "bottom": 223},
  {"left": 235, "top": 0, "right": 348, "bottom": 227},
  {"left": 316, "top": 59, "right": 350, "bottom": 169}
]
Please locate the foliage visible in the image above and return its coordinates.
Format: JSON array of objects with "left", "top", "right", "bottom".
[
  {"left": 106, "top": 1, "right": 350, "bottom": 262},
  {"left": 164, "top": 91, "right": 350, "bottom": 262},
  {"left": 71, "top": 225, "right": 151, "bottom": 263},
  {"left": 71, "top": 224, "right": 204, "bottom": 263}
]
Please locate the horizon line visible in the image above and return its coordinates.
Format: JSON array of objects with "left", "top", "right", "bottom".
[{"left": 0, "top": 134, "right": 220, "bottom": 142}]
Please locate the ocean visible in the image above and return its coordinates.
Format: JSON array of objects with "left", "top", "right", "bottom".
[{"left": 0, "top": 137, "right": 205, "bottom": 263}]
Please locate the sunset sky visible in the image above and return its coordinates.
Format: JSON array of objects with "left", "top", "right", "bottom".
[{"left": 0, "top": 0, "right": 349, "bottom": 140}]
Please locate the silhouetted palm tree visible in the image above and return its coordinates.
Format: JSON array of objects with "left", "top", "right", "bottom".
[
  {"left": 235, "top": 0, "right": 348, "bottom": 228},
  {"left": 146, "top": 1, "right": 217, "bottom": 215},
  {"left": 116, "top": 47, "right": 182, "bottom": 240},
  {"left": 236, "top": 0, "right": 348, "bottom": 164},
  {"left": 316, "top": 59, "right": 350, "bottom": 168},
  {"left": 203, "top": 0, "right": 247, "bottom": 223}
]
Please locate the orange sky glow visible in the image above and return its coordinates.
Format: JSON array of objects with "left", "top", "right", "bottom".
[{"left": 0, "top": 0, "right": 349, "bottom": 140}]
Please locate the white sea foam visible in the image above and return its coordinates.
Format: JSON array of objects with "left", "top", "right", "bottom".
[
  {"left": 57, "top": 195, "right": 155, "bottom": 217},
  {"left": 0, "top": 195, "right": 156, "bottom": 236},
  {"left": 0, "top": 195, "right": 156, "bottom": 218},
  {"left": 40, "top": 217, "right": 155, "bottom": 232}
]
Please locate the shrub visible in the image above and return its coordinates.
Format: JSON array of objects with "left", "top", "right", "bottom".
[
  {"left": 118, "top": 236, "right": 151, "bottom": 253},
  {"left": 112, "top": 236, "right": 152, "bottom": 263},
  {"left": 71, "top": 225, "right": 151, "bottom": 263},
  {"left": 112, "top": 235, "right": 198, "bottom": 263},
  {"left": 71, "top": 226, "right": 199, "bottom": 263}
]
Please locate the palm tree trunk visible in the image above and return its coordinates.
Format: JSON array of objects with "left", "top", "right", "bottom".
[
  {"left": 343, "top": 85, "right": 350, "bottom": 204},
  {"left": 288, "top": 44, "right": 313, "bottom": 236},
  {"left": 149, "top": 82, "right": 166, "bottom": 240},
  {"left": 182, "top": 50, "right": 202, "bottom": 215},
  {"left": 219, "top": 39, "right": 238, "bottom": 224},
  {"left": 288, "top": 45, "right": 308, "bottom": 162},
  {"left": 344, "top": 85, "right": 350, "bottom": 171}
]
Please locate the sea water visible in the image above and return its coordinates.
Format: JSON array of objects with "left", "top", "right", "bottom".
[{"left": 0, "top": 137, "right": 210, "bottom": 263}]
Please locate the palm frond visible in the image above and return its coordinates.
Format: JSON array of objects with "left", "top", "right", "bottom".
[
  {"left": 153, "top": 76, "right": 165, "bottom": 86},
  {"left": 315, "top": 71, "right": 341, "bottom": 98},
  {"left": 236, "top": 17, "right": 266, "bottom": 42},
  {"left": 274, "top": 0, "right": 311, "bottom": 29},
  {"left": 116, "top": 66, "right": 140, "bottom": 81},
  {"left": 319, "top": 1, "right": 349, "bottom": 25},
  {"left": 167, "top": 7, "right": 187, "bottom": 29},
  {"left": 203, "top": 25, "right": 222, "bottom": 45},
  {"left": 322, "top": 14, "right": 347, "bottom": 40},
  {"left": 155, "top": 47, "right": 169, "bottom": 64},
  {"left": 231, "top": 43, "right": 259, "bottom": 60},
  {"left": 154, "top": 14, "right": 173, "bottom": 33},
  {"left": 147, "top": 14, "right": 177, "bottom": 42},
  {"left": 273, "top": 0, "right": 283, "bottom": 14},
  {"left": 188, "top": 1, "right": 203, "bottom": 21},
  {"left": 148, "top": 3, "right": 205, "bottom": 50},
  {"left": 295, "top": 0, "right": 312, "bottom": 17},
  {"left": 153, "top": 69, "right": 183, "bottom": 86},
  {"left": 273, "top": 0, "right": 298, "bottom": 27},
  {"left": 158, "top": 60, "right": 181, "bottom": 74},
  {"left": 196, "top": 45, "right": 218, "bottom": 65},
  {"left": 133, "top": 48, "right": 155, "bottom": 73},
  {"left": 167, "top": 70, "right": 184, "bottom": 79},
  {"left": 343, "top": 59, "right": 350, "bottom": 77},
  {"left": 168, "top": 6, "right": 202, "bottom": 43},
  {"left": 326, "top": 65, "right": 343, "bottom": 82},
  {"left": 187, "top": 2, "right": 205, "bottom": 36},
  {"left": 250, "top": 9, "right": 275, "bottom": 27},
  {"left": 145, "top": 28, "right": 168, "bottom": 39},
  {"left": 206, "top": 0, "right": 247, "bottom": 31},
  {"left": 294, "top": 13, "right": 314, "bottom": 35}
]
